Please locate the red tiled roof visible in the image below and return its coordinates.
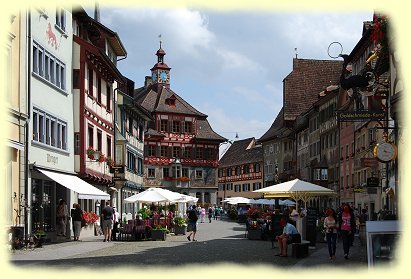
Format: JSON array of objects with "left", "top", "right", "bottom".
[{"left": 219, "top": 138, "right": 262, "bottom": 167}]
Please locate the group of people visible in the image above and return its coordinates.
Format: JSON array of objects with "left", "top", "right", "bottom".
[
  {"left": 323, "top": 204, "right": 356, "bottom": 260},
  {"left": 273, "top": 203, "right": 358, "bottom": 260},
  {"left": 193, "top": 205, "right": 224, "bottom": 223},
  {"left": 185, "top": 204, "right": 225, "bottom": 242},
  {"left": 56, "top": 199, "right": 120, "bottom": 242}
]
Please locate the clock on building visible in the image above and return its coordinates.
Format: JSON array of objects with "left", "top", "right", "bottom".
[
  {"left": 159, "top": 70, "right": 169, "bottom": 82},
  {"left": 152, "top": 71, "right": 157, "bottom": 82},
  {"left": 373, "top": 141, "right": 398, "bottom": 162}
]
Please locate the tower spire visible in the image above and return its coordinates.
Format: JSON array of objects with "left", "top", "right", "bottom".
[{"left": 159, "top": 34, "right": 162, "bottom": 49}]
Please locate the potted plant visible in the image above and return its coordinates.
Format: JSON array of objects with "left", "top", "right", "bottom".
[
  {"left": 151, "top": 225, "right": 169, "bottom": 241},
  {"left": 173, "top": 216, "right": 187, "bottom": 235},
  {"left": 87, "top": 146, "right": 95, "bottom": 159},
  {"left": 33, "top": 229, "right": 47, "bottom": 247},
  {"left": 247, "top": 220, "right": 262, "bottom": 240}
]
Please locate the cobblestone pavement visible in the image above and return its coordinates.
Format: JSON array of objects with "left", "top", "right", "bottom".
[{"left": 9, "top": 217, "right": 370, "bottom": 271}]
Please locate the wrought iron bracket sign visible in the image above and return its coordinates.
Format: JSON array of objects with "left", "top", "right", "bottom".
[{"left": 337, "top": 110, "right": 385, "bottom": 122}]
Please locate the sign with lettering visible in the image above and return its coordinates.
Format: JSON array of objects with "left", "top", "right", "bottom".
[
  {"left": 367, "top": 177, "right": 379, "bottom": 187},
  {"left": 361, "top": 158, "right": 379, "bottom": 168},
  {"left": 337, "top": 110, "right": 385, "bottom": 122},
  {"left": 109, "top": 166, "right": 125, "bottom": 174},
  {"left": 305, "top": 208, "right": 317, "bottom": 246}
]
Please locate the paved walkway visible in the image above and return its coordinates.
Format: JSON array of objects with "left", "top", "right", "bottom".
[{"left": 8, "top": 217, "right": 369, "bottom": 270}]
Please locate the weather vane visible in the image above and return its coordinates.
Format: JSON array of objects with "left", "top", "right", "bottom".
[{"left": 159, "top": 34, "right": 162, "bottom": 48}]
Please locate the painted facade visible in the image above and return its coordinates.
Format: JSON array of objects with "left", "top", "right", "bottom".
[
  {"left": 135, "top": 45, "right": 226, "bottom": 206},
  {"left": 27, "top": 5, "right": 74, "bottom": 236}
]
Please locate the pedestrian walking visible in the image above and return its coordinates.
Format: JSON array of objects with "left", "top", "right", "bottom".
[
  {"left": 111, "top": 206, "right": 120, "bottom": 241},
  {"left": 208, "top": 206, "right": 213, "bottom": 223},
  {"left": 214, "top": 206, "right": 219, "bottom": 220},
  {"left": 186, "top": 205, "right": 198, "bottom": 241},
  {"left": 101, "top": 201, "right": 114, "bottom": 242},
  {"left": 200, "top": 207, "right": 206, "bottom": 223},
  {"left": 70, "top": 203, "right": 76, "bottom": 237},
  {"left": 56, "top": 199, "right": 68, "bottom": 237},
  {"left": 72, "top": 203, "right": 83, "bottom": 241},
  {"left": 324, "top": 208, "right": 338, "bottom": 260},
  {"left": 338, "top": 204, "right": 356, "bottom": 259}
]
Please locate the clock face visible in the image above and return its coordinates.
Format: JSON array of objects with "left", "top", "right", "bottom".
[
  {"left": 374, "top": 142, "right": 398, "bottom": 162},
  {"left": 159, "top": 71, "right": 169, "bottom": 82}
]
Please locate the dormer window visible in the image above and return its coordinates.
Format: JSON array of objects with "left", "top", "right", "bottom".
[
  {"left": 106, "top": 40, "right": 117, "bottom": 65},
  {"left": 166, "top": 95, "right": 176, "bottom": 107}
]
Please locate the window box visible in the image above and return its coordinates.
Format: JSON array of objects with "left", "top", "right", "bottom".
[{"left": 151, "top": 229, "right": 167, "bottom": 241}]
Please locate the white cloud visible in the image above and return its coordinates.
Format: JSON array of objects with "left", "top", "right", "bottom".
[{"left": 216, "top": 49, "right": 263, "bottom": 72}]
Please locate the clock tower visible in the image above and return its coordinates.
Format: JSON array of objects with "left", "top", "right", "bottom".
[{"left": 150, "top": 39, "right": 171, "bottom": 92}]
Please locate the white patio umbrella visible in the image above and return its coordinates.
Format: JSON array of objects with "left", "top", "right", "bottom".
[
  {"left": 279, "top": 199, "right": 296, "bottom": 206},
  {"left": 224, "top": 197, "right": 255, "bottom": 205},
  {"left": 124, "top": 187, "right": 181, "bottom": 203},
  {"left": 253, "top": 179, "right": 336, "bottom": 208},
  {"left": 252, "top": 199, "right": 277, "bottom": 205}
]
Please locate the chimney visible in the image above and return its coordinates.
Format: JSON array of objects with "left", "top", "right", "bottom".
[{"left": 94, "top": 1, "right": 100, "bottom": 22}]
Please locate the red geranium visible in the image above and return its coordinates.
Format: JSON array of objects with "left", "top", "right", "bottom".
[{"left": 82, "top": 211, "right": 99, "bottom": 224}]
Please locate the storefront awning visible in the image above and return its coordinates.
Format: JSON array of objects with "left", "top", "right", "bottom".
[{"left": 37, "top": 169, "right": 110, "bottom": 200}]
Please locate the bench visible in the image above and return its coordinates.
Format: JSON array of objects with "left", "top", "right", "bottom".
[{"left": 291, "top": 240, "right": 310, "bottom": 258}]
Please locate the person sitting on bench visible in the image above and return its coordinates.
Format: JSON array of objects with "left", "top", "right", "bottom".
[{"left": 275, "top": 217, "right": 300, "bottom": 257}]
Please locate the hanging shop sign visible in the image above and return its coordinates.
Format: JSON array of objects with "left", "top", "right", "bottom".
[
  {"left": 367, "top": 177, "right": 380, "bottom": 187},
  {"left": 337, "top": 110, "right": 385, "bottom": 122}
]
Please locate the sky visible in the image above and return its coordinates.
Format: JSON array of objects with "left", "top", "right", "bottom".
[{"left": 87, "top": 6, "right": 372, "bottom": 144}]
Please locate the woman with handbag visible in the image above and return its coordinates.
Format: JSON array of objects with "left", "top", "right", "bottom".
[{"left": 72, "top": 203, "right": 84, "bottom": 241}]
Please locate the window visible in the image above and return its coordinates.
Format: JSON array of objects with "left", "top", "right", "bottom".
[
  {"left": 74, "top": 133, "right": 80, "bottom": 155},
  {"left": 88, "top": 66, "right": 93, "bottom": 95},
  {"left": 163, "top": 167, "right": 170, "bottom": 178},
  {"left": 107, "top": 136, "right": 112, "bottom": 158},
  {"left": 97, "top": 130, "right": 102, "bottom": 152},
  {"left": 32, "top": 42, "right": 66, "bottom": 91},
  {"left": 127, "top": 151, "right": 136, "bottom": 172},
  {"left": 148, "top": 168, "right": 155, "bottom": 178},
  {"left": 172, "top": 146, "right": 180, "bottom": 158},
  {"left": 253, "top": 182, "right": 261, "bottom": 191},
  {"left": 254, "top": 163, "right": 260, "bottom": 173},
  {"left": 128, "top": 116, "right": 133, "bottom": 135},
  {"left": 227, "top": 168, "right": 232, "bottom": 177},
  {"left": 160, "top": 120, "right": 168, "bottom": 132},
  {"left": 242, "top": 184, "right": 250, "bottom": 192},
  {"left": 97, "top": 77, "right": 102, "bottom": 103},
  {"left": 106, "top": 85, "right": 111, "bottom": 111},
  {"left": 73, "top": 69, "right": 80, "bottom": 89},
  {"left": 235, "top": 166, "right": 241, "bottom": 176},
  {"left": 184, "top": 122, "right": 192, "bottom": 133},
  {"left": 32, "top": 107, "right": 67, "bottom": 151},
  {"left": 160, "top": 146, "right": 168, "bottom": 157},
  {"left": 148, "top": 145, "right": 156, "bottom": 156},
  {"left": 172, "top": 121, "right": 180, "bottom": 133},
  {"left": 88, "top": 125, "right": 94, "bottom": 147},
  {"left": 235, "top": 184, "right": 241, "bottom": 192},
  {"left": 137, "top": 157, "right": 143, "bottom": 175},
  {"left": 195, "top": 170, "right": 203, "bottom": 179},
  {"left": 195, "top": 148, "right": 203, "bottom": 159},
  {"left": 56, "top": 7, "right": 66, "bottom": 32},
  {"left": 321, "top": 169, "right": 328, "bottom": 180},
  {"left": 183, "top": 147, "right": 191, "bottom": 158}
]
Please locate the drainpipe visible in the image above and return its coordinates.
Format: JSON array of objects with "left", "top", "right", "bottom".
[{"left": 24, "top": 9, "right": 32, "bottom": 236}]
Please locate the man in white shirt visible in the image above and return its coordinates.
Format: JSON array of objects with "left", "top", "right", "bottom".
[
  {"left": 111, "top": 206, "right": 121, "bottom": 241},
  {"left": 275, "top": 218, "right": 300, "bottom": 257}
]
